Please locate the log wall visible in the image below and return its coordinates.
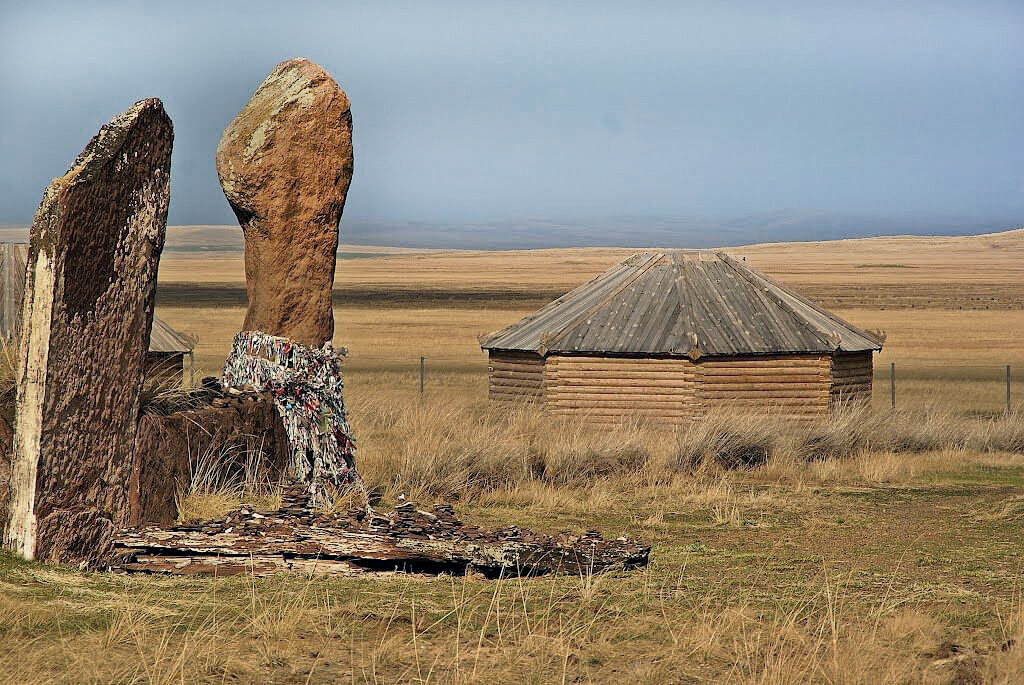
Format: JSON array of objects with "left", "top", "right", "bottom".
[
  {"left": 487, "top": 350, "right": 875, "bottom": 422},
  {"left": 830, "top": 351, "right": 873, "bottom": 408},
  {"left": 544, "top": 355, "right": 696, "bottom": 422},
  {"left": 487, "top": 351, "right": 546, "bottom": 403},
  {"left": 695, "top": 355, "right": 832, "bottom": 419}
]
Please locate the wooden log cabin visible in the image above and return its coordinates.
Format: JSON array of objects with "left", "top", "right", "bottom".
[
  {"left": 0, "top": 243, "right": 195, "bottom": 385},
  {"left": 480, "top": 251, "right": 883, "bottom": 422}
]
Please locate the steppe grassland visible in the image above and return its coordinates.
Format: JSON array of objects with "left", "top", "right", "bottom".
[
  {"left": 3, "top": 230, "right": 1024, "bottom": 683},
  {"left": 156, "top": 229, "right": 1024, "bottom": 412}
]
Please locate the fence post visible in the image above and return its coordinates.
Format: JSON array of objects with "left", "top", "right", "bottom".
[
  {"left": 1007, "top": 364, "right": 1012, "bottom": 414},
  {"left": 419, "top": 356, "right": 425, "bottom": 397},
  {"left": 890, "top": 362, "right": 896, "bottom": 410}
]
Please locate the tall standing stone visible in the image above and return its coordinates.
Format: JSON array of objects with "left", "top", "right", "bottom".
[
  {"left": 216, "top": 58, "right": 354, "bottom": 348},
  {"left": 2, "top": 99, "right": 173, "bottom": 564}
]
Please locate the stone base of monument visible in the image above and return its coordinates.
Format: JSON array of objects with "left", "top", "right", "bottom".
[
  {"left": 131, "top": 390, "right": 290, "bottom": 526},
  {"left": 112, "top": 486, "right": 650, "bottom": 577}
]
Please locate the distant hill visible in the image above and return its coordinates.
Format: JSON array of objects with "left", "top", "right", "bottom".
[
  {"left": 336, "top": 212, "right": 1018, "bottom": 249},
  {"left": 2, "top": 211, "right": 1019, "bottom": 251}
]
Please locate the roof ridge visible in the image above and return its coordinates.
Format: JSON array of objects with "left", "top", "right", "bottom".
[{"left": 669, "top": 252, "right": 701, "bottom": 358}]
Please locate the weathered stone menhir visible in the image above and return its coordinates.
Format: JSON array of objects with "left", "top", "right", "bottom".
[
  {"left": 216, "top": 58, "right": 354, "bottom": 348},
  {"left": 1, "top": 99, "right": 173, "bottom": 565}
]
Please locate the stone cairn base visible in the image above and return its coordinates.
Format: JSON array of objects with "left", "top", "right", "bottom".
[{"left": 113, "top": 486, "right": 650, "bottom": 577}]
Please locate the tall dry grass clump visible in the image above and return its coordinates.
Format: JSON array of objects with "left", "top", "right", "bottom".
[
  {"left": 176, "top": 437, "right": 281, "bottom": 521},
  {"left": 665, "top": 411, "right": 778, "bottom": 470},
  {"left": 347, "top": 386, "right": 1024, "bottom": 501}
]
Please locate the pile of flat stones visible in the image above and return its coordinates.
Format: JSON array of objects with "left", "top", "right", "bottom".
[{"left": 164, "top": 482, "right": 637, "bottom": 552}]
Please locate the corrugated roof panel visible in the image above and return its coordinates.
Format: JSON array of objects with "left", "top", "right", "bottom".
[{"left": 481, "top": 249, "right": 882, "bottom": 358}]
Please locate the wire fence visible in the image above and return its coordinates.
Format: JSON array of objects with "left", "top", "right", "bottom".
[
  {"left": 876, "top": 363, "right": 1021, "bottom": 415},
  {"left": 191, "top": 350, "right": 1021, "bottom": 415},
  {"left": 326, "top": 356, "right": 1022, "bottom": 416}
]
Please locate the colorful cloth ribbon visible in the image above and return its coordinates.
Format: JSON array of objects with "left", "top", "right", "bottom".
[{"left": 222, "top": 330, "right": 357, "bottom": 505}]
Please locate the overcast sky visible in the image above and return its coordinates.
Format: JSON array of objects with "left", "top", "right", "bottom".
[{"left": 1, "top": 1, "right": 1022, "bottom": 228}]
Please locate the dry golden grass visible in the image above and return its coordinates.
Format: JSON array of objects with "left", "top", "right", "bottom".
[
  {"left": 154, "top": 226, "right": 1024, "bottom": 292},
  {"left": 5, "top": 230, "right": 1024, "bottom": 683}
]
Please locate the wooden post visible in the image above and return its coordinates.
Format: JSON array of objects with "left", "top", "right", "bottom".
[
  {"left": 1007, "top": 364, "right": 1012, "bottom": 414},
  {"left": 420, "top": 356, "right": 425, "bottom": 397},
  {"left": 890, "top": 362, "right": 896, "bottom": 410}
]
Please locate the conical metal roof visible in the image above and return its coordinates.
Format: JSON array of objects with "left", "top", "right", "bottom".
[{"left": 480, "top": 251, "right": 882, "bottom": 358}]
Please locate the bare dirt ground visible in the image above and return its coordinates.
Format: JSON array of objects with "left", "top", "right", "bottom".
[{"left": 3, "top": 228, "right": 1024, "bottom": 683}]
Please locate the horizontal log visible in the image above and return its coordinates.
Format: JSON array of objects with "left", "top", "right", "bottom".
[
  {"left": 489, "top": 388, "right": 543, "bottom": 397},
  {"left": 552, "top": 387, "right": 691, "bottom": 395},
  {"left": 489, "top": 390, "right": 543, "bottom": 398},
  {"left": 488, "top": 366, "right": 544, "bottom": 376},
  {"left": 702, "top": 391, "right": 828, "bottom": 399},
  {"left": 489, "top": 369, "right": 545, "bottom": 379},
  {"left": 555, "top": 379, "right": 693, "bottom": 388},
  {"left": 832, "top": 369, "right": 873, "bottom": 377},
  {"left": 551, "top": 356, "right": 687, "bottom": 363},
  {"left": 548, "top": 388, "right": 692, "bottom": 398},
  {"left": 489, "top": 376, "right": 543, "bottom": 384},
  {"left": 489, "top": 381, "right": 543, "bottom": 391},
  {"left": 550, "top": 373, "right": 691, "bottom": 382},
  {"left": 699, "top": 368, "right": 827, "bottom": 377},
  {"left": 489, "top": 380, "right": 543, "bottom": 387},
  {"left": 489, "top": 374, "right": 543, "bottom": 383},
  {"left": 115, "top": 515, "right": 650, "bottom": 578},
  {"left": 701, "top": 399, "right": 828, "bottom": 407},
  {"left": 488, "top": 360, "right": 545, "bottom": 369},
  {"left": 699, "top": 372, "right": 825, "bottom": 382},
  {"left": 696, "top": 358, "right": 831, "bottom": 368},
  {"left": 488, "top": 399, "right": 543, "bottom": 406},
  {"left": 700, "top": 382, "right": 827, "bottom": 391},
  {"left": 552, "top": 358, "right": 688, "bottom": 368},
  {"left": 701, "top": 391, "right": 828, "bottom": 400},
  {"left": 489, "top": 392, "right": 543, "bottom": 400},
  {"left": 549, "top": 400, "right": 693, "bottom": 410},
  {"left": 548, "top": 408, "right": 691, "bottom": 417},
  {"left": 694, "top": 413, "right": 827, "bottom": 420}
]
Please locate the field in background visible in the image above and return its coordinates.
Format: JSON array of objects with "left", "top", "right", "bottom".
[
  {"left": 156, "top": 228, "right": 1024, "bottom": 415},
  {"left": 4, "top": 229, "right": 1024, "bottom": 683}
]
